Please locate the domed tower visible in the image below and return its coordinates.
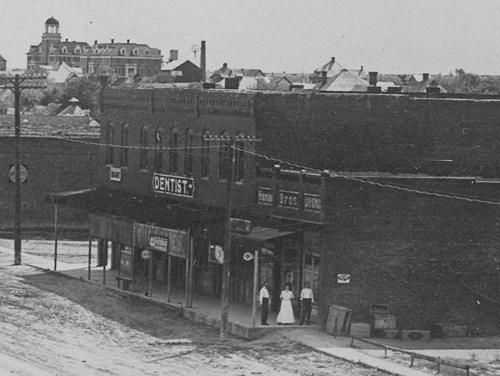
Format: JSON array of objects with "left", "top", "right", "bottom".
[{"left": 41, "top": 16, "right": 61, "bottom": 65}]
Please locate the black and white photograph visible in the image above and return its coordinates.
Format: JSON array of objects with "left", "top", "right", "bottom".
[{"left": 1, "top": 0, "right": 500, "bottom": 374}]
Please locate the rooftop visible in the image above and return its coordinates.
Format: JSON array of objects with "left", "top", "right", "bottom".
[{"left": 0, "top": 115, "right": 99, "bottom": 138}]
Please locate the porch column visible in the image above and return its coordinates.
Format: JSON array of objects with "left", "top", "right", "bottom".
[
  {"left": 53, "top": 204, "right": 58, "bottom": 271},
  {"left": 251, "top": 249, "right": 259, "bottom": 327}
]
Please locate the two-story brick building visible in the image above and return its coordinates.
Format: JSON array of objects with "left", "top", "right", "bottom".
[{"left": 50, "top": 87, "right": 500, "bottom": 334}]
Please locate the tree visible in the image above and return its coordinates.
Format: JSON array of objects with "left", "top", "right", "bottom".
[{"left": 62, "top": 76, "right": 100, "bottom": 115}]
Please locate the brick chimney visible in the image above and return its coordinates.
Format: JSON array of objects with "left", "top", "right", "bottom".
[
  {"left": 111, "top": 38, "right": 114, "bottom": 44},
  {"left": 423, "top": 73, "right": 430, "bottom": 81},
  {"left": 200, "top": 40, "right": 206, "bottom": 82},
  {"left": 127, "top": 39, "right": 130, "bottom": 44},
  {"left": 368, "top": 71, "right": 378, "bottom": 86}
]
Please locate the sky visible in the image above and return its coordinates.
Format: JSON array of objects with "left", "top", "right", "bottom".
[{"left": 1, "top": 0, "right": 500, "bottom": 75}]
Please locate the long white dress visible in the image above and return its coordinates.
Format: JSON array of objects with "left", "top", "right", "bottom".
[{"left": 276, "top": 290, "right": 295, "bottom": 324}]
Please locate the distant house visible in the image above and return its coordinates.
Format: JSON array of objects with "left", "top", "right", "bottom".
[
  {"left": 44, "top": 62, "right": 83, "bottom": 86},
  {"left": 162, "top": 60, "right": 201, "bottom": 82},
  {"left": 314, "top": 69, "right": 368, "bottom": 92},
  {"left": 210, "top": 63, "right": 265, "bottom": 83},
  {"left": 310, "top": 57, "right": 346, "bottom": 83},
  {"left": 56, "top": 97, "right": 88, "bottom": 116},
  {"left": 403, "top": 73, "right": 447, "bottom": 93},
  {"left": 0, "top": 55, "right": 6, "bottom": 71}
]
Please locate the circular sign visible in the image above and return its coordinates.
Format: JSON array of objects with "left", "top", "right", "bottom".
[
  {"left": 8, "top": 164, "right": 28, "bottom": 184},
  {"left": 243, "top": 252, "right": 254, "bottom": 261},
  {"left": 141, "top": 250, "right": 152, "bottom": 260}
]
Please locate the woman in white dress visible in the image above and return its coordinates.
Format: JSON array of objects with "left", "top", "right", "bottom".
[{"left": 276, "top": 284, "right": 295, "bottom": 324}]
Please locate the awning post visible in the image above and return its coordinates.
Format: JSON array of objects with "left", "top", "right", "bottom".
[
  {"left": 87, "top": 236, "right": 92, "bottom": 280},
  {"left": 251, "top": 249, "right": 259, "bottom": 327},
  {"left": 53, "top": 204, "right": 58, "bottom": 271}
]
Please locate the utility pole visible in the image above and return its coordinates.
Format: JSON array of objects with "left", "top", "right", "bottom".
[
  {"left": 0, "top": 72, "right": 46, "bottom": 265},
  {"left": 205, "top": 134, "right": 259, "bottom": 340}
]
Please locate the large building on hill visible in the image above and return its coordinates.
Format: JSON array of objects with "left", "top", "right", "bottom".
[
  {"left": 26, "top": 17, "right": 91, "bottom": 70},
  {"left": 50, "top": 87, "right": 500, "bottom": 336},
  {"left": 80, "top": 39, "right": 163, "bottom": 77}
]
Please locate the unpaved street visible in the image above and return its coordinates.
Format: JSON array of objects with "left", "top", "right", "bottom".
[{"left": 0, "top": 241, "right": 386, "bottom": 376}]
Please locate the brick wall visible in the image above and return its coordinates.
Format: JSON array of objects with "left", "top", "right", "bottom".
[
  {"left": 0, "top": 137, "right": 98, "bottom": 232},
  {"left": 320, "top": 177, "right": 500, "bottom": 333},
  {"left": 254, "top": 92, "right": 500, "bottom": 177}
]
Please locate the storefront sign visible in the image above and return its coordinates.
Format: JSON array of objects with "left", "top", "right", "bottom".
[
  {"left": 278, "top": 190, "right": 299, "bottom": 209},
  {"left": 208, "top": 244, "right": 224, "bottom": 264},
  {"left": 257, "top": 187, "right": 273, "bottom": 205},
  {"left": 337, "top": 274, "right": 351, "bottom": 284},
  {"left": 133, "top": 223, "right": 188, "bottom": 259},
  {"left": 152, "top": 173, "right": 194, "bottom": 198},
  {"left": 109, "top": 166, "right": 121, "bottom": 182},
  {"left": 304, "top": 193, "right": 322, "bottom": 212},
  {"left": 149, "top": 235, "right": 169, "bottom": 253},
  {"left": 230, "top": 218, "right": 252, "bottom": 233}
]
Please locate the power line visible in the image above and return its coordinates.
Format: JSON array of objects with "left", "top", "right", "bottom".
[{"left": 236, "top": 146, "right": 500, "bottom": 207}]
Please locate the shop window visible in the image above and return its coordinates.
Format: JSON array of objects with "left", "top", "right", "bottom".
[
  {"left": 154, "top": 126, "right": 163, "bottom": 171},
  {"left": 234, "top": 136, "right": 244, "bottom": 182},
  {"left": 169, "top": 128, "right": 178, "bottom": 172},
  {"left": 105, "top": 122, "right": 114, "bottom": 165},
  {"left": 139, "top": 125, "right": 148, "bottom": 169},
  {"left": 184, "top": 129, "right": 194, "bottom": 176},
  {"left": 218, "top": 132, "right": 231, "bottom": 180},
  {"left": 201, "top": 131, "right": 210, "bottom": 178},
  {"left": 120, "top": 123, "right": 129, "bottom": 167}
]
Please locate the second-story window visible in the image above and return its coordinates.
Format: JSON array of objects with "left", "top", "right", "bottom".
[
  {"left": 235, "top": 136, "right": 244, "bottom": 182},
  {"left": 139, "top": 125, "right": 148, "bottom": 169},
  {"left": 169, "top": 127, "right": 178, "bottom": 173},
  {"left": 201, "top": 131, "right": 210, "bottom": 178},
  {"left": 120, "top": 123, "right": 129, "bottom": 167},
  {"left": 105, "top": 121, "right": 114, "bottom": 165},
  {"left": 184, "top": 129, "right": 194, "bottom": 176},
  {"left": 219, "top": 132, "right": 231, "bottom": 180},
  {"left": 154, "top": 126, "right": 163, "bottom": 171}
]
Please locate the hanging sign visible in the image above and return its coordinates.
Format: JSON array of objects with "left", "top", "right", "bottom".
[
  {"left": 141, "top": 250, "right": 152, "bottom": 260},
  {"left": 149, "top": 235, "right": 169, "bottom": 253},
  {"left": 109, "top": 166, "right": 122, "bottom": 182},
  {"left": 337, "top": 274, "right": 351, "bottom": 284},
  {"left": 152, "top": 173, "right": 194, "bottom": 198},
  {"left": 243, "top": 252, "right": 254, "bottom": 261}
]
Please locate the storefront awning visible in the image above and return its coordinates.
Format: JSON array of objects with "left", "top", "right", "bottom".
[
  {"left": 232, "top": 226, "right": 297, "bottom": 243},
  {"left": 46, "top": 187, "right": 224, "bottom": 230}
]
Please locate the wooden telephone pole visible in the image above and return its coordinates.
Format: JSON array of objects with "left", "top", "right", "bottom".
[
  {"left": 205, "top": 134, "right": 259, "bottom": 340},
  {"left": 0, "top": 73, "right": 46, "bottom": 265}
]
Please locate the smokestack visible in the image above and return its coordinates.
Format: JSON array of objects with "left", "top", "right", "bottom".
[
  {"left": 200, "top": 40, "right": 206, "bottom": 82},
  {"left": 368, "top": 71, "right": 378, "bottom": 86}
]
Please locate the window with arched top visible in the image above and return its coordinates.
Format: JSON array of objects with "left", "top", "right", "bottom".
[
  {"left": 61, "top": 46, "right": 67, "bottom": 54},
  {"left": 201, "top": 131, "right": 210, "bottom": 178},
  {"left": 184, "top": 129, "right": 194, "bottom": 176},
  {"left": 154, "top": 126, "right": 163, "bottom": 171},
  {"left": 105, "top": 122, "right": 114, "bottom": 165},
  {"left": 120, "top": 123, "right": 129, "bottom": 167},
  {"left": 139, "top": 125, "right": 148, "bottom": 169},
  {"left": 219, "top": 132, "right": 231, "bottom": 180},
  {"left": 169, "top": 128, "right": 178, "bottom": 172},
  {"left": 235, "top": 134, "right": 245, "bottom": 182}
]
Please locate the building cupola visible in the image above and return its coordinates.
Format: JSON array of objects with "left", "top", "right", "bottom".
[{"left": 45, "top": 16, "right": 60, "bottom": 34}]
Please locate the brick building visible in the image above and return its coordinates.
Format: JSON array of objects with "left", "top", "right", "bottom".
[
  {"left": 80, "top": 40, "right": 162, "bottom": 77},
  {"left": 50, "top": 87, "right": 500, "bottom": 334},
  {"left": 26, "top": 17, "right": 90, "bottom": 70},
  {"left": 0, "top": 115, "right": 99, "bottom": 234}
]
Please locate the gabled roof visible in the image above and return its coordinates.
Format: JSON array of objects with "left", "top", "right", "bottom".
[
  {"left": 313, "top": 57, "right": 345, "bottom": 77},
  {"left": 162, "top": 59, "right": 199, "bottom": 71},
  {"left": 231, "top": 68, "right": 265, "bottom": 77},
  {"left": 315, "top": 70, "right": 368, "bottom": 92},
  {"left": 0, "top": 55, "right": 6, "bottom": 62},
  {"left": 404, "top": 75, "right": 447, "bottom": 93}
]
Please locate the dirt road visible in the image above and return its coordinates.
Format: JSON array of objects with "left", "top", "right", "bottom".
[{"left": 0, "top": 242, "right": 387, "bottom": 376}]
